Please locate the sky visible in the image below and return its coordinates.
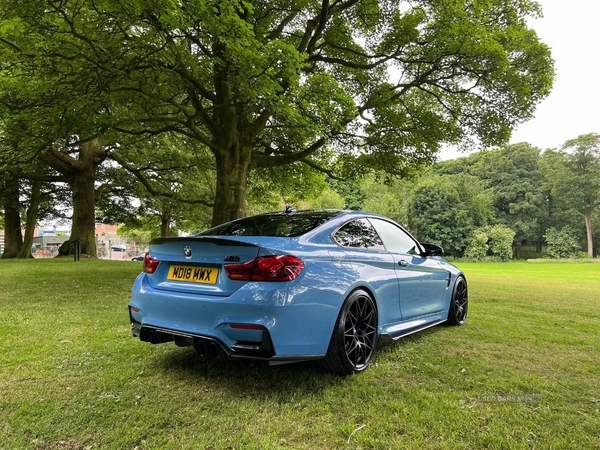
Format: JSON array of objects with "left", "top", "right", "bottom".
[{"left": 440, "top": 0, "right": 600, "bottom": 160}]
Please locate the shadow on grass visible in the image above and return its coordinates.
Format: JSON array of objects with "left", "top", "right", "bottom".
[
  {"left": 151, "top": 346, "right": 345, "bottom": 400},
  {"left": 147, "top": 325, "right": 449, "bottom": 400}
]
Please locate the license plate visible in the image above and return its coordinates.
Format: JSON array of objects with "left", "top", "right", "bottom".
[{"left": 167, "top": 265, "right": 218, "bottom": 284}]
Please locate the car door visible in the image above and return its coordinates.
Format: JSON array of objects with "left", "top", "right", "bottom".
[
  {"left": 331, "top": 218, "right": 403, "bottom": 325},
  {"left": 369, "top": 218, "right": 449, "bottom": 321}
]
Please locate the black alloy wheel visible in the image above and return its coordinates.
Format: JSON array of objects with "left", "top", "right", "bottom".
[
  {"left": 447, "top": 276, "right": 468, "bottom": 326},
  {"left": 321, "top": 289, "right": 378, "bottom": 375}
]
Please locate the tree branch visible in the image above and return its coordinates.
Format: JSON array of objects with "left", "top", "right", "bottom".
[
  {"left": 252, "top": 137, "right": 328, "bottom": 168},
  {"left": 108, "top": 152, "right": 214, "bottom": 207}
]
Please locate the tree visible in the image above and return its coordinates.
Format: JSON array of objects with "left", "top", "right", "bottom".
[
  {"left": 116, "top": 223, "right": 155, "bottom": 253},
  {"left": 1, "top": 0, "right": 554, "bottom": 226},
  {"left": 542, "top": 133, "right": 600, "bottom": 258},
  {"left": 15, "top": 179, "right": 43, "bottom": 258},
  {"left": 434, "top": 144, "right": 548, "bottom": 255},
  {"left": 0, "top": 172, "right": 23, "bottom": 258},
  {"left": 408, "top": 174, "right": 494, "bottom": 255},
  {"left": 0, "top": 9, "right": 212, "bottom": 256},
  {"left": 107, "top": 137, "right": 217, "bottom": 236},
  {"left": 463, "top": 228, "right": 489, "bottom": 260},
  {"left": 0, "top": 141, "right": 55, "bottom": 259},
  {"left": 0, "top": 7, "right": 118, "bottom": 257},
  {"left": 41, "top": 139, "right": 110, "bottom": 256},
  {"left": 471, "top": 143, "right": 547, "bottom": 256}
]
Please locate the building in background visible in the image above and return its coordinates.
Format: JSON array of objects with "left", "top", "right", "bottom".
[{"left": 1, "top": 222, "right": 141, "bottom": 259}]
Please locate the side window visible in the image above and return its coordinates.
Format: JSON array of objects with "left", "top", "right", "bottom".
[
  {"left": 333, "top": 219, "right": 385, "bottom": 250},
  {"left": 369, "top": 219, "right": 419, "bottom": 255}
]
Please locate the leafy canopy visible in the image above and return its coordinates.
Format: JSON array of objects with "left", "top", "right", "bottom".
[{"left": 0, "top": 0, "right": 554, "bottom": 224}]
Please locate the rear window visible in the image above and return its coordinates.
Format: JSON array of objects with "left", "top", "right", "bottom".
[{"left": 197, "top": 211, "right": 340, "bottom": 237}]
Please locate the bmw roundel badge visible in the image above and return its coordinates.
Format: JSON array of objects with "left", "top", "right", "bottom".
[{"left": 183, "top": 245, "right": 193, "bottom": 258}]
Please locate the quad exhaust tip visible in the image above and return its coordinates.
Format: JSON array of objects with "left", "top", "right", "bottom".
[
  {"left": 194, "top": 340, "right": 206, "bottom": 356},
  {"left": 194, "top": 338, "right": 221, "bottom": 358},
  {"left": 206, "top": 342, "right": 220, "bottom": 358}
]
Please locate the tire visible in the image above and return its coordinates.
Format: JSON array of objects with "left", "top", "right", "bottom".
[
  {"left": 321, "top": 289, "right": 378, "bottom": 375},
  {"left": 446, "top": 276, "right": 468, "bottom": 326}
]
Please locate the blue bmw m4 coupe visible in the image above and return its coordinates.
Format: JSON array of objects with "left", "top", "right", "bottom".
[{"left": 128, "top": 209, "right": 468, "bottom": 375}]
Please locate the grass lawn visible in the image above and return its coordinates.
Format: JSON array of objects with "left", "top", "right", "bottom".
[{"left": 1, "top": 259, "right": 599, "bottom": 449}]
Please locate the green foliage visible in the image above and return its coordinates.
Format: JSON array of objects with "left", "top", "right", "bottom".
[
  {"left": 327, "top": 179, "right": 365, "bottom": 211},
  {"left": 518, "top": 246, "right": 544, "bottom": 260},
  {"left": 544, "top": 227, "right": 581, "bottom": 259},
  {"left": 412, "top": 136, "right": 600, "bottom": 260},
  {"left": 408, "top": 174, "right": 494, "bottom": 255},
  {"left": 106, "top": 136, "right": 216, "bottom": 235},
  {"left": 464, "top": 229, "right": 489, "bottom": 260},
  {"left": 360, "top": 175, "right": 411, "bottom": 226},
  {"left": 247, "top": 164, "right": 328, "bottom": 215},
  {"left": 433, "top": 143, "right": 548, "bottom": 250},
  {"left": 309, "top": 187, "right": 346, "bottom": 210},
  {"left": 542, "top": 133, "right": 600, "bottom": 257},
  {"left": 472, "top": 144, "right": 547, "bottom": 246},
  {"left": 539, "top": 150, "right": 581, "bottom": 233},
  {"left": 0, "top": 0, "right": 555, "bottom": 225},
  {"left": 488, "top": 225, "right": 516, "bottom": 260},
  {"left": 116, "top": 224, "right": 156, "bottom": 250},
  {"left": 465, "top": 224, "right": 516, "bottom": 260}
]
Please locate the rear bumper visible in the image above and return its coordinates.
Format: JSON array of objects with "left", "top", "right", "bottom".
[
  {"left": 130, "top": 319, "right": 323, "bottom": 364},
  {"left": 128, "top": 273, "right": 342, "bottom": 361}
]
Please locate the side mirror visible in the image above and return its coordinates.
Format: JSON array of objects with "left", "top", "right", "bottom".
[{"left": 421, "top": 243, "right": 444, "bottom": 257}]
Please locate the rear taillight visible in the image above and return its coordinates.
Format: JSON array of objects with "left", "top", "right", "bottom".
[
  {"left": 224, "top": 259, "right": 255, "bottom": 280},
  {"left": 143, "top": 252, "right": 160, "bottom": 274},
  {"left": 225, "top": 255, "right": 304, "bottom": 281}
]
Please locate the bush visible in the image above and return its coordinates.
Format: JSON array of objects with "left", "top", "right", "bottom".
[
  {"left": 544, "top": 227, "right": 581, "bottom": 259},
  {"left": 464, "top": 224, "right": 516, "bottom": 260},
  {"left": 463, "top": 229, "right": 489, "bottom": 259},
  {"left": 488, "top": 224, "right": 515, "bottom": 260}
]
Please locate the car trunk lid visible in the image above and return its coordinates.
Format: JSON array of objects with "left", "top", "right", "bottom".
[{"left": 145, "top": 237, "right": 262, "bottom": 297}]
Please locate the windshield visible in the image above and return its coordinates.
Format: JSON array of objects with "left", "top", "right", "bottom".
[{"left": 197, "top": 211, "right": 341, "bottom": 237}]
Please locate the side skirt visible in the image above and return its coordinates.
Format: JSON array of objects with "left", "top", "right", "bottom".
[{"left": 379, "top": 317, "right": 447, "bottom": 344}]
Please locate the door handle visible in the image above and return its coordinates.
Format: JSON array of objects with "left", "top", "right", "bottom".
[{"left": 398, "top": 259, "right": 409, "bottom": 267}]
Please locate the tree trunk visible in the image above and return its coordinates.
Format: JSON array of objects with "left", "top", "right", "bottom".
[
  {"left": 584, "top": 210, "right": 594, "bottom": 258},
  {"left": 1, "top": 175, "right": 23, "bottom": 259},
  {"left": 58, "top": 168, "right": 97, "bottom": 257},
  {"left": 515, "top": 246, "right": 521, "bottom": 259},
  {"left": 160, "top": 212, "right": 171, "bottom": 237},
  {"left": 54, "top": 140, "right": 104, "bottom": 257},
  {"left": 16, "top": 180, "right": 42, "bottom": 259},
  {"left": 211, "top": 150, "right": 252, "bottom": 226}
]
